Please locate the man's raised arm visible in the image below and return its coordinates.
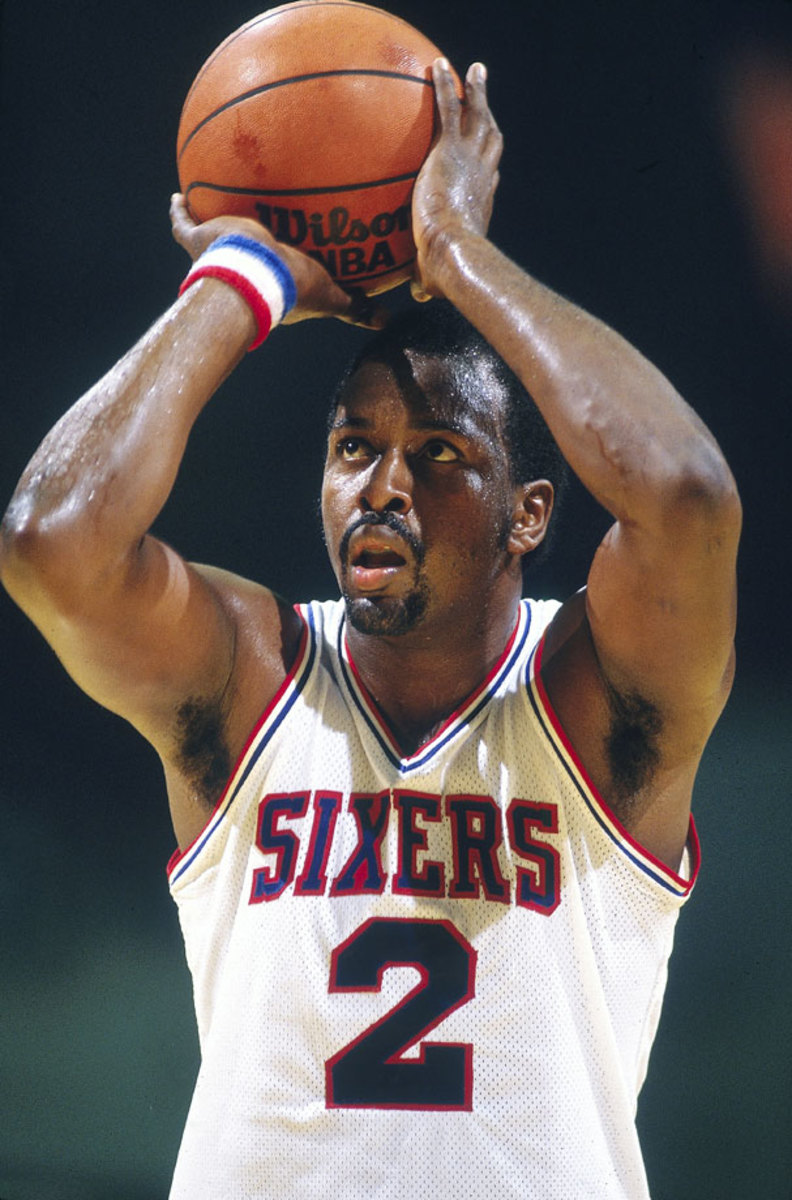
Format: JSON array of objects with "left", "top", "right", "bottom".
[
  {"left": 0, "top": 203, "right": 380, "bottom": 842},
  {"left": 413, "top": 60, "right": 741, "bottom": 865}
]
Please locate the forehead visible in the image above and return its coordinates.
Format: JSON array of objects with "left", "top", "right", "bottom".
[{"left": 333, "top": 350, "right": 507, "bottom": 442}]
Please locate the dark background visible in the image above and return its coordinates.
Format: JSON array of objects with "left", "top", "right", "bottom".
[{"left": 1, "top": 1, "right": 791, "bottom": 1197}]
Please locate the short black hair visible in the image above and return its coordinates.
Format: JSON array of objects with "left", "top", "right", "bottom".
[{"left": 330, "top": 300, "right": 569, "bottom": 568}]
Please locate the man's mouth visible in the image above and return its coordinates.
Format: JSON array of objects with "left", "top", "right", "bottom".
[
  {"left": 346, "top": 530, "right": 410, "bottom": 591},
  {"left": 353, "top": 547, "right": 406, "bottom": 569}
]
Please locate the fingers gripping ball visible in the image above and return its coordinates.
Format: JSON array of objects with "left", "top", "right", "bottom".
[{"left": 176, "top": 1, "right": 460, "bottom": 295}]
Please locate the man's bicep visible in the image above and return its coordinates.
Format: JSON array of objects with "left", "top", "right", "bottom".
[
  {"left": 585, "top": 510, "right": 739, "bottom": 719},
  {"left": 33, "top": 534, "right": 238, "bottom": 742}
]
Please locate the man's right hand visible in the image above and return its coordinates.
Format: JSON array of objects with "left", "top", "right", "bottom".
[{"left": 170, "top": 193, "right": 386, "bottom": 329}]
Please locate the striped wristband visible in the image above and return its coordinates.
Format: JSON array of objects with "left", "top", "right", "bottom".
[{"left": 178, "top": 233, "right": 297, "bottom": 351}]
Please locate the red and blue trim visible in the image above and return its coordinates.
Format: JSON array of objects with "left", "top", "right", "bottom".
[
  {"left": 526, "top": 633, "right": 700, "bottom": 898},
  {"left": 338, "top": 600, "right": 534, "bottom": 774},
  {"left": 167, "top": 604, "right": 317, "bottom": 885}
]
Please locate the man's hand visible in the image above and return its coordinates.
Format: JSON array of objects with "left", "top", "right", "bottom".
[
  {"left": 170, "top": 193, "right": 386, "bottom": 329},
  {"left": 411, "top": 59, "right": 503, "bottom": 301}
]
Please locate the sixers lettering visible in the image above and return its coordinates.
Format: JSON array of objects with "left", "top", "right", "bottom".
[{"left": 250, "top": 789, "right": 560, "bottom": 911}]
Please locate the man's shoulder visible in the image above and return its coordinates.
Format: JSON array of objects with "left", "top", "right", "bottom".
[
  {"left": 526, "top": 595, "right": 564, "bottom": 635},
  {"left": 292, "top": 596, "right": 345, "bottom": 648},
  {"left": 532, "top": 589, "right": 584, "bottom": 661}
]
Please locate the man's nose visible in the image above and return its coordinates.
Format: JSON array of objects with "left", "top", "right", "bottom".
[{"left": 360, "top": 449, "right": 413, "bottom": 514}]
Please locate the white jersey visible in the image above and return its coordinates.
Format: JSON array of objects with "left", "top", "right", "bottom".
[{"left": 167, "top": 597, "right": 698, "bottom": 1200}]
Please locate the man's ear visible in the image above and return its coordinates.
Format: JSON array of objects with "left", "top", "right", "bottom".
[{"left": 507, "top": 480, "right": 554, "bottom": 557}]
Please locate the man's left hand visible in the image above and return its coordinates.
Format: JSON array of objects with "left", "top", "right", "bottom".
[{"left": 411, "top": 59, "right": 503, "bottom": 301}]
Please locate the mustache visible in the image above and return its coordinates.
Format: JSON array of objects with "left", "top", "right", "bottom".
[{"left": 339, "top": 511, "right": 425, "bottom": 567}]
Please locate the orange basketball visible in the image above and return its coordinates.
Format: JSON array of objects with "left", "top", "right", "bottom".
[{"left": 176, "top": 1, "right": 458, "bottom": 295}]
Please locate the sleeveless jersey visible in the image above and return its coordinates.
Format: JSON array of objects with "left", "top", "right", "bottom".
[{"left": 167, "top": 597, "right": 699, "bottom": 1200}]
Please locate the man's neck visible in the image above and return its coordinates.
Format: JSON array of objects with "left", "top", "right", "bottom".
[{"left": 343, "top": 595, "right": 522, "bottom": 756}]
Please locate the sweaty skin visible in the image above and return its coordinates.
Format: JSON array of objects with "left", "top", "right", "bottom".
[{"left": 0, "top": 61, "right": 739, "bottom": 874}]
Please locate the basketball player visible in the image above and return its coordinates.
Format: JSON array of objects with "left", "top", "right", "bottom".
[{"left": 0, "top": 60, "right": 740, "bottom": 1199}]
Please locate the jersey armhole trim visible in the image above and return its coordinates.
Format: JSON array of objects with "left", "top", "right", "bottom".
[
  {"left": 167, "top": 603, "right": 316, "bottom": 884},
  {"left": 527, "top": 632, "right": 701, "bottom": 898}
]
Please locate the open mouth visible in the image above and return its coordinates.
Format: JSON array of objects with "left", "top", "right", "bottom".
[
  {"left": 352, "top": 548, "right": 406, "bottom": 569},
  {"left": 346, "top": 534, "right": 409, "bottom": 592}
]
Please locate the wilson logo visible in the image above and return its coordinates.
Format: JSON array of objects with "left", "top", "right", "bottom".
[{"left": 255, "top": 203, "right": 412, "bottom": 279}]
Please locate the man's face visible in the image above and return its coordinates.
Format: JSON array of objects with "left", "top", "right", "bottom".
[{"left": 321, "top": 351, "right": 519, "bottom": 641}]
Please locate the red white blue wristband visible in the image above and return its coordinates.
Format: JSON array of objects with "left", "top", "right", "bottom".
[{"left": 178, "top": 234, "right": 297, "bottom": 351}]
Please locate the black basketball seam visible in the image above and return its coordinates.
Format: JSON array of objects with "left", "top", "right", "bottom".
[
  {"left": 184, "top": 171, "right": 419, "bottom": 199},
  {"left": 182, "top": 2, "right": 434, "bottom": 108},
  {"left": 178, "top": 69, "right": 434, "bottom": 162}
]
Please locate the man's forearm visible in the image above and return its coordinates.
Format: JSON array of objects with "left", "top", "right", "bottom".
[
  {"left": 0, "top": 280, "right": 253, "bottom": 603},
  {"left": 431, "top": 230, "right": 734, "bottom": 524}
]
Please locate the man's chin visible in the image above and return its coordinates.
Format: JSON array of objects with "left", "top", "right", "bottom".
[{"left": 343, "top": 587, "right": 428, "bottom": 637}]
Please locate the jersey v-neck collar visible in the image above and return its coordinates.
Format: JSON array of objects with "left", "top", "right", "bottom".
[{"left": 337, "top": 600, "right": 533, "bottom": 774}]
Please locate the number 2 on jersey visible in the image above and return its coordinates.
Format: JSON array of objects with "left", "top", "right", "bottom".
[{"left": 326, "top": 917, "right": 477, "bottom": 1110}]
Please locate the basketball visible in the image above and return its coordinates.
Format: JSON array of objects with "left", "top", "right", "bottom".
[{"left": 176, "top": 1, "right": 458, "bottom": 295}]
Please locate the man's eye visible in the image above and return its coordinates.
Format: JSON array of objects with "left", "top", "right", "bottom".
[
  {"left": 423, "top": 440, "right": 460, "bottom": 462},
  {"left": 338, "top": 437, "right": 369, "bottom": 460}
]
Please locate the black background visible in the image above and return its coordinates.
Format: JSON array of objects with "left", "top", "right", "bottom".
[{"left": 1, "top": 1, "right": 791, "bottom": 1197}]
